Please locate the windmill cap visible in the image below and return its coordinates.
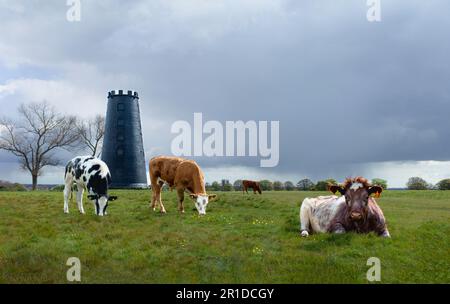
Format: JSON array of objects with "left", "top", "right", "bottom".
[{"left": 108, "top": 90, "right": 139, "bottom": 98}]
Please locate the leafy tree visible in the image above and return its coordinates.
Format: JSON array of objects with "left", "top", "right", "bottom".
[
  {"left": 406, "top": 177, "right": 429, "bottom": 190},
  {"left": 371, "top": 178, "right": 388, "bottom": 189},
  {"left": 315, "top": 179, "right": 337, "bottom": 191},
  {"left": 437, "top": 179, "right": 450, "bottom": 190},
  {"left": 222, "top": 180, "right": 233, "bottom": 191},
  {"left": 259, "top": 180, "right": 273, "bottom": 191},
  {"left": 233, "top": 180, "right": 243, "bottom": 191},
  {"left": 211, "top": 181, "right": 221, "bottom": 191},
  {"left": 297, "top": 179, "right": 315, "bottom": 191},
  {"left": 284, "top": 181, "right": 295, "bottom": 191},
  {"left": 273, "top": 181, "right": 284, "bottom": 191}
]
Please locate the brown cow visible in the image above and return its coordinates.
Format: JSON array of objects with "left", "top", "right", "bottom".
[
  {"left": 149, "top": 156, "right": 216, "bottom": 215},
  {"left": 299, "top": 177, "right": 390, "bottom": 237},
  {"left": 242, "top": 180, "right": 262, "bottom": 194}
]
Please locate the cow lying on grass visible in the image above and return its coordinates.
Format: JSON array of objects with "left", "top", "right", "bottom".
[
  {"left": 64, "top": 156, "right": 118, "bottom": 216},
  {"left": 242, "top": 180, "right": 262, "bottom": 194},
  {"left": 300, "top": 177, "right": 390, "bottom": 237},
  {"left": 149, "top": 156, "right": 216, "bottom": 215}
]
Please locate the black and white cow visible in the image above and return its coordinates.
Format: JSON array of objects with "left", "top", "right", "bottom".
[{"left": 64, "top": 156, "right": 118, "bottom": 216}]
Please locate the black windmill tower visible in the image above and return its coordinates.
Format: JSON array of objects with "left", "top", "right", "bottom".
[{"left": 101, "top": 90, "right": 148, "bottom": 188}]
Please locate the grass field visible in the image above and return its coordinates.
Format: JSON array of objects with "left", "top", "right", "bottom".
[{"left": 0, "top": 190, "right": 449, "bottom": 283}]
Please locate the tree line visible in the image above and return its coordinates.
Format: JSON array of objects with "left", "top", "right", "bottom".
[
  {"left": 207, "top": 177, "right": 450, "bottom": 191},
  {"left": 206, "top": 178, "right": 387, "bottom": 192},
  {"left": 406, "top": 177, "right": 450, "bottom": 190}
]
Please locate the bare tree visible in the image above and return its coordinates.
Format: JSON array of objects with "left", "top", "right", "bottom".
[
  {"left": 76, "top": 115, "right": 105, "bottom": 157},
  {"left": 0, "top": 102, "right": 79, "bottom": 190}
]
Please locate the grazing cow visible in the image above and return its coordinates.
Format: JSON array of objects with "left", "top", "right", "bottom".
[
  {"left": 299, "top": 177, "right": 390, "bottom": 237},
  {"left": 242, "top": 180, "right": 262, "bottom": 194},
  {"left": 149, "top": 156, "right": 216, "bottom": 215},
  {"left": 64, "top": 156, "right": 118, "bottom": 216}
]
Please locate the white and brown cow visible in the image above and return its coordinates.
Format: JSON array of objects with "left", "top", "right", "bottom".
[
  {"left": 64, "top": 156, "right": 117, "bottom": 216},
  {"left": 149, "top": 156, "right": 216, "bottom": 215},
  {"left": 300, "top": 177, "right": 390, "bottom": 237}
]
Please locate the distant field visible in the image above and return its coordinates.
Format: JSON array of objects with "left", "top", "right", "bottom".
[{"left": 0, "top": 190, "right": 449, "bottom": 283}]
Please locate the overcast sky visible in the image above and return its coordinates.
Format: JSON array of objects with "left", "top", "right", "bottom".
[{"left": 0, "top": 0, "right": 449, "bottom": 187}]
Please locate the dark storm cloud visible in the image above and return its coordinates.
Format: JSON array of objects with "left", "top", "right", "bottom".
[{"left": 0, "top": 0, "right": 449, "bottom": 183}]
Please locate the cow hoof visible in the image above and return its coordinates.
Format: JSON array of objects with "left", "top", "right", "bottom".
[
  {"left": 301, "top": 231, "right": 309, "bottom": 237},
  {"left": 160, "top": 210, "right": 167, "bottom": 214}
]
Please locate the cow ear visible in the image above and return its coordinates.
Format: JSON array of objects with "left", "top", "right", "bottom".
[
  {"left": 208, "top": 194, "right": 217, "bottom": 201},
  {"left": 87, "top": 195, "right": 98, "bottom": 200},
  {"left": 189, "top": 194, "right": 198, "bottom": 200},
  {"left": 368, "top": 186, "right": 383, "bottom": 198},
  {"left": 329, "top": 185, "right": 346, "bottom": 195},
  {"left": 108, "top": 196, "right": 118, "bottom": 201}
]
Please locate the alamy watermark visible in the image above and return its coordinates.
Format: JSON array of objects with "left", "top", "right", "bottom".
[
  {"left": 367, "top": 0, "right": 382, "bottom": 22},
  {"left": 66, "top": 1, "right": 380, "bottom": 23},
  {"left": 66, "top": 257, "right": 81, "bottom": 282},
  {"left": 366, "top": 257, "right": 381, "bottom": 281},
  {"left": 66, "top": 0, "right": 81, "bottom": 22},
  {"left": 171, "top": 113, "right": 279, "bottom": 167}
]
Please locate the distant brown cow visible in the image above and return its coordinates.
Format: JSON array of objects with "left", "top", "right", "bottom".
[
  {"left": 300, "top": 177, "right": 390, "bottom": 237},
  {"left": 149, "top": 156, "right": 216, "bottom": 215},
  {"left": 242, "top": 180, "right": 262, "bottom": 194}
]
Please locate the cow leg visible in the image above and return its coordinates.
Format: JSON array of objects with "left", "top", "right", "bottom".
[
  {"left": 177, "top": 188, "right": 185, "bottom": 213},
  {"left": 328, "top": 221, "right": 346, "bottom": 234},
  {"left": 158, "top": 194, "right": 166, "bottom": 214},
  {"left": 63, "top": 179, "right": 73, "bottom": 214},
  {"left": 151, "top": 181, "right": 166, "bottom": 214},
  {"left": 150, "top": 175, "right": 160, "bottom": 211},
  {"left": 63, "top": 171, "right": 76, "bottom": 214},
  {"left": 331, "top": 224, "right": 346, "bottom": 234},
  {"left": 76, "top": 185, "right": 85, "bottom": 214},
  {"left": 299, "top": 199, "right": 312, "bottom": 237},
  {"left": 151, "top": 188, "right": 158, "bottom": 211},
  {"left": 157, "top": 181, "right": 167, "bottom": 213}
]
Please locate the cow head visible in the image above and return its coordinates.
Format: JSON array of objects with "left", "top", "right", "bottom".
[
  {"left": 256, "top": 183, "right": 262, "bottom": 194},
  {"left": 329, "top": 177, "right": 382, "bottom": 222},
  {"left": 189, "top": 194, "right": 217, "bottom": 215},
  {"left": 87, "top": 194, "right": 118, "bottom": 216}
]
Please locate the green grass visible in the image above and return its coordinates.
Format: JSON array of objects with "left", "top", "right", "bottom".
[{"left": 0, "top": 190, "right": 449, "bottom": 283}]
